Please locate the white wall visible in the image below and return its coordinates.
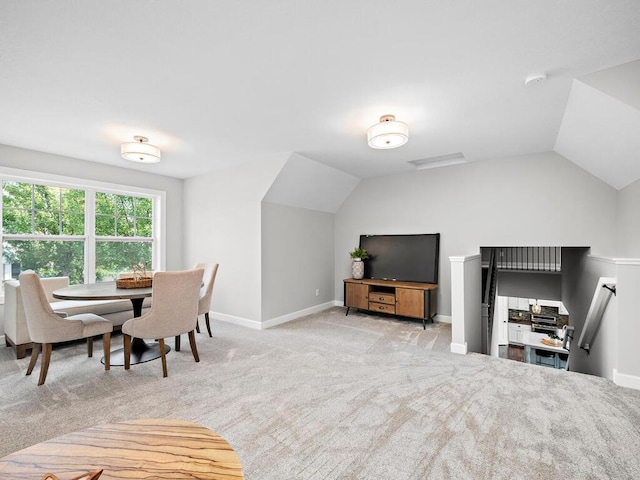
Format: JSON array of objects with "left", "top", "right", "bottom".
[
  {"left": 615, "top": 261, "right": 640, "bottom": 383},
  {"left": 182, "top": 156, "right": 287, "bottom": 326},
  {"left": 617, "top": 178, "right": 640, "bottom": 257},
  {"left": 335, "top": 152, "right": 618, "bottom": 318},
  {"left": 613, "top": 179, "right": 640, "bottom": 387},
  {"left": 497, "top": 270, "right": 562, "bottom": 300},
  {"left": 261, "top": 203, "right": 335, "bottom": 322}
]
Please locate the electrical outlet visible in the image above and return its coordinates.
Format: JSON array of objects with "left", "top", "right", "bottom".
[{"left": 315, "top": 288, "right": 320, "bottom": 297}]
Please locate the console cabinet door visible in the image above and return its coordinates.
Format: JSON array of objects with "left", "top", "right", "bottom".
[
  {"left": 396, "top": 288, "right": 424, "bottom": 319},
  {"left": 345, "top": 283, "right": 369, "bottom": 309}
]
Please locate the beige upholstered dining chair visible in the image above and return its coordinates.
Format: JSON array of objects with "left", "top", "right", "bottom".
[
  {"left": 175, "top": 262, "right": 219, "bottom": 351},
  {"left": 122, "top": 268, "right": 204, "bottom": 377},
  {"left": 18, "top": 270, "right": 113, "bottom": 386},
  {"left": 196, "top": 262, "right": 219, "bottom": 336}
]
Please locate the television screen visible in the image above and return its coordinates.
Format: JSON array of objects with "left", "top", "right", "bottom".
[{"left": 359, "top": 233, "right": 440, "bottom": 284}]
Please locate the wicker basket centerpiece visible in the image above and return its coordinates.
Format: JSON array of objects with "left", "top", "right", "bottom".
[
  {"left": 116, "top": 276, "right": 152, "bottom": 289},
  {"left": 115, "top": 263, "right": 152, "bottom": 289}
]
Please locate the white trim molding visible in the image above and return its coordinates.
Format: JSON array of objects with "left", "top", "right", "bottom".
[
  {"left": 211, "top": 311, "right": 263, "bottom": 330},
  {"left": 261, "top": 302, "right": 336, "bottom": 329},
  {"left": 212, "top": 301, "right": 337, "bottom": 331},
  {"left": 588, "top": 255, "right": 616, "bottom": 265},
  {"left": 449, "top": 254, "right": 481, "bottom": 263},
  {"left": 450, "top": 342, "right": 467, "bottom": 355},
  {"left": 613, "top": 368, "right": 640, "bottom": 391},
  {"left": 613, "top": 258, "right": 640, "bottom": 266}
]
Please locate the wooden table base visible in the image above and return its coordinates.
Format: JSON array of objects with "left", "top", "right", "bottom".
[{"left": 0, "top": 418, "right": 244, "bottom": 479}]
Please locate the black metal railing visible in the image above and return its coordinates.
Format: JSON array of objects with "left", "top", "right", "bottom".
[
  {"left": 495, "top": 246, "right": 561, "bottom": 272},
  {"left": 481, "top": 248, "right": 498, "bottom": 354}
]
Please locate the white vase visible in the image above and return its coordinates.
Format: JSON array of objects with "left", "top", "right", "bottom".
[{"left": 351, "top": 258, "right": 364, "bottom": 279}]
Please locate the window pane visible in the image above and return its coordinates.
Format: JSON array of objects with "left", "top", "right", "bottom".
[
  {"left": 2, "top": 240, "right": 85, "bottom": 284},
  {"left": 136, "top": 197, "right": 152, "bottom": 218},
  {"left": 95, "top": 192, "right": 115, "bottom": 215},
  {"left": 137, "top": 218, "right": 152, "bottom": 237},
  {"left": 95, "top": 214, "right": 115, "bottom": 236},
  {"left": 95, "top": 241, "right": 152, "bottom": 281},
  {"left": 62, "top": 213, "right": 85, "bottom": 235},
  {"left": 95, "top": 192, "right": 152, "bottom": 238},
  {"left": 117, "top": 195, "right": 135, "bottom": 216},
  {"left": 3, "top": 183, "right": 85, "bottom": 237},
  {"left": 33, "top": 185, "right": 60, "bottom": 211},
  {"left": 2, "top": 181, "right": 32, "bottom": 209},
  {"left": 116, "top": 215, "right": 135, "bottom": 236},
  {"left": 2, "top": 208, "right": 31, "bottom": 234},
  {"left": 61, "top": 188, "right": 85, "bottom": 214},
  {"left": 34, "top": 210, "right": 60, "bottom": 235}
]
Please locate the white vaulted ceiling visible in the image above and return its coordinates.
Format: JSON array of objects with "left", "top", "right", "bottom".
[
  {"left": 0, "top": 1, "right": 639, "bottom": 185},
  {"left": 555, "top": 61, "right": 640, "bottom": 190}
]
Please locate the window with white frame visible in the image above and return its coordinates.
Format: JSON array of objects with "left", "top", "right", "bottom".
[{"left": 2, "top": 177, "right": 159, "bottom": 285}]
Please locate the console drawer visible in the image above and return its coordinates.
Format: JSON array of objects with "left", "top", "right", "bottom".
[
  {"left": 369, "top": 292, "right": 395, "bottom": 305},
  {"left": 369, "top": 302, "right": 395, "bottom": 314}
]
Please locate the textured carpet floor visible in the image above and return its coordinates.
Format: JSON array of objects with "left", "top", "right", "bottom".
[{"left": 1, "top": 307, "right": 640, "bottom": 479}]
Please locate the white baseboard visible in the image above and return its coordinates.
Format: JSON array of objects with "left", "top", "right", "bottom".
[
  {"left": 211, "top": 301, "right": 338, "bottom": 331},
  {"left": 450, "top": 342, "right": 467, "bottom": 355},
  {"left": 261, "top": 301, "right": 337, "bottom": 329},
  {"left": 435, "top": 314, "right": 452, "bottom": 324},
  {"left": 613, "top": 368, "right": 640, "bottom": 390},
  {"left": 0, "top": 334, "right": 4, "bottom": 345},
  {"left": 211, "top": 311, "right": 263, "bottom": 330},
  {"left": 211, "top": 301, "right": 448, "bottom": 331}
]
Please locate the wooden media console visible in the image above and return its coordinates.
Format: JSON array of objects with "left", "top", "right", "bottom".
[{"left": 343, "top": 278, "right": 438, "bottom": 328}]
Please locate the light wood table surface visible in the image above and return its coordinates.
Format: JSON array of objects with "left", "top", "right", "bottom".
[{"left": 0, "top": 418, "right": 244, "bottom": 479}]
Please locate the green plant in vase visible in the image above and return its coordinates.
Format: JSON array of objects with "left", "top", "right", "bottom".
[
  {"left": 349, "top": 247, "right": 369, "bottom": 260},
  {"left": 349, "top": 247, "right": 368, "bottom": 279}
]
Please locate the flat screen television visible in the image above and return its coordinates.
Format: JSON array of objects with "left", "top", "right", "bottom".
[{"left": 359, "top": 233, "right": 440, "bottom": 284}]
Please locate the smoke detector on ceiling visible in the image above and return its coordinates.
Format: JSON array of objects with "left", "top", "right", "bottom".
[{"left": 524, "top": 73, "right": 547, "bottom": 86}]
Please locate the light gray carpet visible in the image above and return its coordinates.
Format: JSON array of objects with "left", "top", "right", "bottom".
[{"left": 1, "top": 307, "right": 640, "bottom": 479}]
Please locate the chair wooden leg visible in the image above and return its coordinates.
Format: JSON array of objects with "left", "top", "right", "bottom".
[
  {"left": 175, "top": 335, "right": 181, "bottom": 351},
  {"left": 87, "top": 337, "right": 94, "bottom": 357},
  {"left": 26, "top": 343, "right": 40, "bottom": 376},
  {"left": 205, "top": 312, "right": 212, "bottom": 337},
  {"left": 16, "top": 343, "right": 30, "bottom": 360},
  {"left": 103, "top": 333, "right": 111, "bottom": 371},
  {"left": 159, "top": 338, "right": 168, "bottom": 377},
  {"left": 124, "top": 334, "right": 131, "bottom": 370},
  {"left": 188, "top": 330, "right": 200, "bottom": 363},
  {"left": 38, "top": 343, "right": 52, "bottom": 386},
  {"left": 196, "top": 319, "right": 200, "bottom": 334}
]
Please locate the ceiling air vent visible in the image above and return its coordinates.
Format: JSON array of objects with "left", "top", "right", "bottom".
[{"left": 408, "top": 152, "right": 466, "bottom": 171}]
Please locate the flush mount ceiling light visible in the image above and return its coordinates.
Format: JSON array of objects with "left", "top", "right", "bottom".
[
  {"left": 367, "top": 114, "right": 409, "bottom": 149},
  {"left": 121, "top": 136, "right": 161, "bottom": 163}
]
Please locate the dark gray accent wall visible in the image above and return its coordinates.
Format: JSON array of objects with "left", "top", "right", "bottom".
[{"left": 496, "top": 271, "right": 562, "bottom": 300}]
